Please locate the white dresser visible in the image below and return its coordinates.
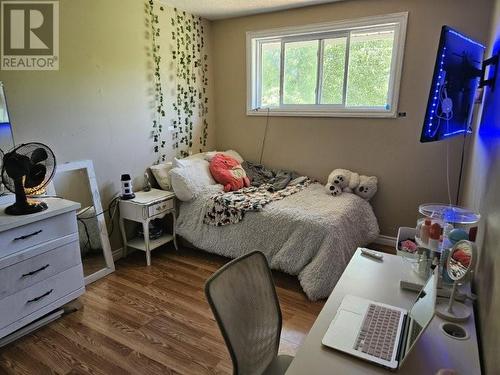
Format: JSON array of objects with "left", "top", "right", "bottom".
[{"left": 0, "top": 198, "right": 85, "bottom": 341}]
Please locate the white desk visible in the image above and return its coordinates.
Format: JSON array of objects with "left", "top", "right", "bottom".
[{"left": 286, "top": 249, "right": 481, "bottom": 374}]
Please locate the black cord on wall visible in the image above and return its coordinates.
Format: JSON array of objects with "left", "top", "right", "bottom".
[
  {"left": 259, "top": 107, "right": 271, "bottom": 165},
  {"left": 455, "top": 131, "right": 468, "bottom": 205}
]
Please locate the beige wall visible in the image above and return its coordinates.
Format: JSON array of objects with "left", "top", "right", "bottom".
[
  {"left": 0, "top": 0, "right": 214, "bottom": 249},
  {"left": 211, "top": 0, "right": 492, "bottom": 236},
  {"left": 462, "top": 0, "right": 500, "bottom": 372}
]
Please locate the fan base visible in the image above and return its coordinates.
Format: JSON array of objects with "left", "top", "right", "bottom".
[{"left": 5, "top": 201, "right": 48, "bottom": 216}]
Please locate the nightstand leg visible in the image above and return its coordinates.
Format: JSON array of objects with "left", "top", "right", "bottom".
[
  {"left": 172, "top": 211, "right": 178, "bottom": 251},
  {"left": 143, "top": 221, "right": 151, "bottom": 266},
  {"left": 119, "top": 217, "right": 128, "bottom": 258}
]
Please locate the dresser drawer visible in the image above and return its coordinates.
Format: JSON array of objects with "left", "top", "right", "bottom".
[
  {"left": 0, "top": 264, "right": 84, "bottom": 330},
  {"left": 0, "top": 211, "right": 77, "bottom": 260},
  {"left": 148, "top": 199, "right": 174, "bottom": 217},
  {"left": 0, "top": 240, "right": 81, "bottom": 299}
]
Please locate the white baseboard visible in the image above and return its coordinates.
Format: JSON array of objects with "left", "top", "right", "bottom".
[
  {"left": 112, "top": 247, "right": 138, "bottom": 262},
  {"left": 114, "top": 238, "right": 397, "bottom": 258},
  {"left": 112, "top": 247, "right": 124, "bottom": 261},
  {"left": 374, "top": 235, "right": 397, "bottom": 248}
]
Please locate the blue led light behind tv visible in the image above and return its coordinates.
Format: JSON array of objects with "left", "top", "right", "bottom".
[{"left": 420, "top": 26, "right": 485, "bottom": 143}]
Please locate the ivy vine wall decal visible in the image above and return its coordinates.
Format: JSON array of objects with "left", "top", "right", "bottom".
[
  {"left": 171, "top": 8, "right": 209, "bottom": 158},
  {"left": 146, "top": 0, "right": 166, "bottom": 161},
  {"left": 146, "top": 1, "right": 210, "bottom": 163}
]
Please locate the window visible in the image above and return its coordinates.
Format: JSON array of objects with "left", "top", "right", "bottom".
[{"left": 247, "top": 13, "right": 408, "bottom": 117}]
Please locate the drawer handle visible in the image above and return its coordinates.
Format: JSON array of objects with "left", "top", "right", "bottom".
[
  {"left": 13, "top": 230, "right": 43, "bottom": 241},
  {"left": 21, "top": 264, "right": 50, "bottom": 278},
  {"left": 26, "top": 289, "right": 53, "bottom": 304}
]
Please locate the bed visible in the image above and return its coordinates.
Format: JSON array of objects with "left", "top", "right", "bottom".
[{"left": 175, "top": 182, "right": 379, "bottom": 300}]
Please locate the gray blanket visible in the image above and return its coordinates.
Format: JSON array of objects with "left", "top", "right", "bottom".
[
  {"left": 242, "top": 161, "right": 300, "bottom": 191},
  {"left": 176, "top": 182, "right": 379, "bottom": 300}
]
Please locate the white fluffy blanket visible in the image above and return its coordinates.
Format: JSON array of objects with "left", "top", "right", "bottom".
[{"left": 176, "top": 182, "right": 379, "bottom": 300}]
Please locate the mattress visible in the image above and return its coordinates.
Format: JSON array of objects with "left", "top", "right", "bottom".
[{"left": 176, "top": 182, "right": 379, "bottom": 300}]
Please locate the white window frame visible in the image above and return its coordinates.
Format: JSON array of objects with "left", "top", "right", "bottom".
[{"left": 246, "top": 12, "right": 408, "bottom": 118}]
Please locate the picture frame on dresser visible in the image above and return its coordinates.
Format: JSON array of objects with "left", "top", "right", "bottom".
[{"left": 47, "top": 160, "right": 115, "bottom": 284}]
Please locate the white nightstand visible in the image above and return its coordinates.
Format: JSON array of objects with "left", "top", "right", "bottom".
[{"left": 118, "top": 189, "right": 177, "bottom": 266}]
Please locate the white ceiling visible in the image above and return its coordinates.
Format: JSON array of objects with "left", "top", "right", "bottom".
[{"left": 160, "top": 0, "right": 343, "bottom": 20}]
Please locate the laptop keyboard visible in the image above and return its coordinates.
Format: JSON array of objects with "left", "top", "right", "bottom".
[{"left": 354, "top": 304, "right": 402, "bottom": 361}]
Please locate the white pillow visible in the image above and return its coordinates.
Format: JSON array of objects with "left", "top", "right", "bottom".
[
  {"left": 169, "top": 160, "right": 216, "bottom": 201},
  {"left": 205, "top": 149, "right": 244, "bottom": 164},
  {"left": 173, "top": 150, "right": 244, "bottom": 168},
  {"left": 225, "top": 150, "right": 244, "bottom": 163},
  {"left": 173, "top": 153, "right": 213, "bottom": 168},
  {"left": 150, "top": 162, "right": 173, "bottom": 190}
]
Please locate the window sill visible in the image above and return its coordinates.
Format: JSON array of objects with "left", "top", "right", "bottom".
[{"left": 246, "top": 108, "right": 398, "bottom": 118}]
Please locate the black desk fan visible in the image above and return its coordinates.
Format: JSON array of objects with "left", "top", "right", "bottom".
[{"left": 1, "top": 142, "right": 56, "bottom": 215}]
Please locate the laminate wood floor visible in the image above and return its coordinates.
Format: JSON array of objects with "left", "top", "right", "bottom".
[{"left": 0, "top": 246, "right": 325, "bottom": 375}]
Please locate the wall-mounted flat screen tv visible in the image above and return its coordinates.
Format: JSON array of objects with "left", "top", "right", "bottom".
[{"left": 420, "top": 26, "right": 485, "bottom": 143}]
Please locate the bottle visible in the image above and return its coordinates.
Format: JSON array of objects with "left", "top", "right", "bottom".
[
  {"left": 420, "top": 219, "right": 431, "bottom": 244},
  {"left": 428, "top": 222, "right": 442, "bottom": 252},
  {"left": 416, "top": 248, "right": 427, "bottom": 278}
]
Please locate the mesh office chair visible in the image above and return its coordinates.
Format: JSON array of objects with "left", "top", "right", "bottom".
[{"left": 205, "top": 251, "right": 293, "bottom": 375}]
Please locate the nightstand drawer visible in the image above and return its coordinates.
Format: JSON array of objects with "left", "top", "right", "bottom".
[
  {"left": 0, "top": 212, "right": 78, "bottom": 260},
  {"left": 148, "top": 199, "right": 174, "bottom": 217},
  {"left": 0, "top": 240, "right": 81, "bottom": 299},
  {"left": 0, "top": 264, "right": 84, "bottom": 330}
]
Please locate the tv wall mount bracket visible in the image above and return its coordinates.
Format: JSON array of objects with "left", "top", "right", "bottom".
[{"left": 479, "top": 53, "right": 499, "bottom": 91}]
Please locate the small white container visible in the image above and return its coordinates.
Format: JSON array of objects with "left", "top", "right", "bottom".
[{"left": 396, "top": 227, "right": 419, "bottom": 259}]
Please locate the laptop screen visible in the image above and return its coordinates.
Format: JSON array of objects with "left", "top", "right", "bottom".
[{"left": 400, "top": 269, "right": 438, "bottom": 363}]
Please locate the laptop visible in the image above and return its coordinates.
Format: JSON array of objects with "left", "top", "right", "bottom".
[{"left": 322, "top": 267, "right": 438, "bottom": 370}]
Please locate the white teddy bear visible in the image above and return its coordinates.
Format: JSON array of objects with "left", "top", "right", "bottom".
[
  {"left": 325, "top": 168, "right": 359, "bottom": 195},
  {"left": 325, "top": 169, "right": 378, "bottom": 201},
  {"left": 355, "top": 175, "right": 378, "bottom": 200},
  {"left": 326, "top": 183, "right": 343, "bottom": 196}
]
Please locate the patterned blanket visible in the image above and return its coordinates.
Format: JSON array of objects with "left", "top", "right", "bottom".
[{"left": 204, "top": 179, "right": 311, "bottom": 226}]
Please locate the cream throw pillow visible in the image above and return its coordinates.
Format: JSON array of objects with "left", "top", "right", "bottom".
[{"left": 150, "top": 162, "right": 173, "bottom": 191}]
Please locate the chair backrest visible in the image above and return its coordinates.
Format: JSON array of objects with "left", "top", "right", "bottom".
[{"left": 205, "top": 251, "right": 282, "bottom": 375}]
